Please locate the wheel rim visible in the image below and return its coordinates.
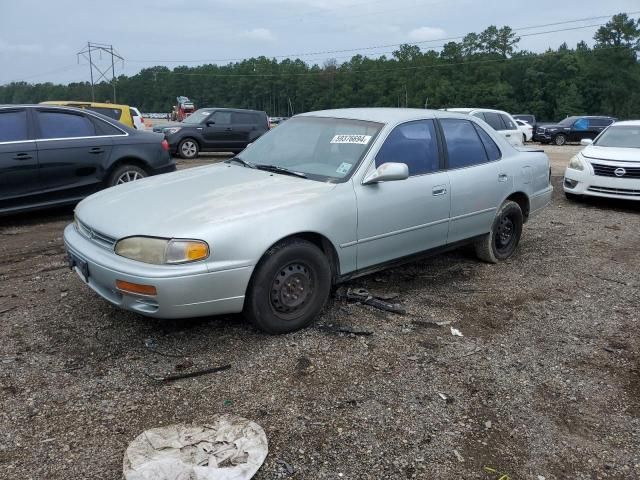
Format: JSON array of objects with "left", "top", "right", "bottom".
[
  {"left": 555, "top": 135, "right": 565, "bottom": 146},
  {"left": 270, "top": 262, "right": 314, "bottom": 319},
  {"left": 181, "top": 141, "right": 197, "bottom": 157},
  {"left": 495, "top": 213, "right": 516, "bottom": 254},
  {"left": 116, "top": 170, "right": 144, "bottom": 184}
]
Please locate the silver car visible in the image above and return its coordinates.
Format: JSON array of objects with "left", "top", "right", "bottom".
[{"left": 64, "top": 108, "right": 553, "bottom": 333}]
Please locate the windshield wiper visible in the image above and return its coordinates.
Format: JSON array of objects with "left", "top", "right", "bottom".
[
  {"left": 254, "top": 164, "right": 308, "bottom": 179},
  {"left": 225, "top": 157, "right": 256, "bottom": 169}
]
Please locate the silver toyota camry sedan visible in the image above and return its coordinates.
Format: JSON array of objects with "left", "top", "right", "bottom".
[{"left": 64, "top": 108, "right": 553, "bottom": 333}]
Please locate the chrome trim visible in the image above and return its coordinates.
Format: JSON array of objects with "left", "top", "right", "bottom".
[
  {"left": 0, "top": 139, "right": 36, "bottom": 146},
  {"left": 34, "top": 134, "right": 128, "bottom": 143}
]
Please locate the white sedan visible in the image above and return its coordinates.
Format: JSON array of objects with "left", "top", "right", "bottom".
[
  {"left": 563, "top": 120, "right": 640, "bottom": 201},
  {"left": 516, "top": 119, "right": 533, "bottom": 143}
]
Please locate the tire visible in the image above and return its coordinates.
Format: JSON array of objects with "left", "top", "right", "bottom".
[
  {"left": 244, "top": 239, "right": 332, "bottom": 334},
  {"left": 522, "top": 133, "right": 527, "bottom": 144},
  {"left": 565, "top": 192, "right": 581, "bottom": 201},
  {"left": 554, "top": 134, "right": 567, "bottom": 146},
  {"left": 107, "top": 164, "right": 147, "bottom": 187},
  {"left": 475, "top": 200, "right": 524, "bottom": 264},
  {"left": 178, "top": 138, "right": 199, "bottom": 159}
]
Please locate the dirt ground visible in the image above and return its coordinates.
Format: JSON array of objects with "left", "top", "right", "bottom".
[{"left": 1, "top": 145, "right": 639, "bottom": 480}]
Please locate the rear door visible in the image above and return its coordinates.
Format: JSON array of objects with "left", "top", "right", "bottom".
[
  {"left": 34, "top": 108, "right": 113, "bottom": 199},
  {"left": 230, "top": 111, "right": 255, "bottom": 148},
  {"left": 440, "top": 118, "right": 511, "bottom": 243},
  {"left": 0, "top": 108, "right": 39, "bottom": 208}
]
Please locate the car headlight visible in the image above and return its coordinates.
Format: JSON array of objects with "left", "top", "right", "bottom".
[
  {"left": 115, "top": 237, "right": 209, "bottom": 264},
  {"left": 165, "top": 127, "right": 182, "bottom": 135},
  {"left": 568, "top": 155, "right": 585, "bottom": 171},
  {"left": 548, "top": 128, "right": 557, "bottom": 132}
]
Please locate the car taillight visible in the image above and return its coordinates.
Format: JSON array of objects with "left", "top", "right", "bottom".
[{"left": 161, "top": 139, "right": 169, "bottom": 151}]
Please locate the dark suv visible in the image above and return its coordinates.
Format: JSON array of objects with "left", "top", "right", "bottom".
[
  {"left": 154, "top": 108, "right": 269, "bottom": 158},
  {"left": 536, "top": 116, "right": 616, "bottom": 146},
  {"left": 0, "top": 105, "right": 174, "bottom": 215}
]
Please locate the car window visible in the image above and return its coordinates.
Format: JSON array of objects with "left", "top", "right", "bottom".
[
  {"left": 573, "top": 118, "right": 589, "bottom": 130},
  {"left": 36, "top": 111, "right": 96, "bottom": 139},
  {"left": 84, "top": 106, "right": 122, "bottom": 120},
  {"left": 500, "top": 114, "right": 518, "bottom": 131},
  {"left": 0, "top": 109, "right": 28, "bottom": 142},
  {"left": 440, "top": 119, "right": 489, "bottom": 169},
  {"left": 473, "top": 124, "right": 502, "bottom": 161},
  {"left": 591, "top": 118, "right": 613, "bottom": 127},
  {"left": 231, "top": 112, "right": 254, "bottom": 124},
  {"left": 92, "top": 117, "right": 125, "bottom": 136},
  {"left": 471, "top": 112, "right": 486, "bottom": 121},
  {"left": 129, "top": 108, "right": 138, "bottom": 118},
  {"left": 482, "top": 112, "right": 504, "bottom": 131},
  {"left": 375, "top": 120, "right": 440, "bottom": 176},
  {"left": 239, "top": 116, "right": 382, "bottom": 182},
  {"left": 211, "top": 111, "right": 232, "bottom": 125}
]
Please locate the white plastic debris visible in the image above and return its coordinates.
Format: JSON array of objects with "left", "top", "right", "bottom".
[
  {"left": 123, "top": 415, "right": 268, "bottom": 480},
  {"left": 450, "top": 327, "right": 464, "bottom": 337}
]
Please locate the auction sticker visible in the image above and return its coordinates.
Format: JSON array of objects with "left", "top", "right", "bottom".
[{"left": 330, "top": 134, "right": 372, "bottom": 145}]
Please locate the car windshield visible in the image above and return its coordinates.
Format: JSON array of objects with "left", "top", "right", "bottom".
[
  {"left": 237, "top": 116, "right": 383, "bottom": 182},
  {"left": 594, "top": 126, "right": 640, "bottom": 148},
  {"left": 558, "top": 116, "right": 579, "bottom": 127},
  {"left": 182, "top": 109, "right": 213, "bottom": 124}
]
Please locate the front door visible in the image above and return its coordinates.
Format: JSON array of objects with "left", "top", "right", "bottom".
[
  {"left": 355, "top": 119, "right": 451, "bottom": 270},
  {"left": 34, "top": 109, "right": 112, "bottom": 200},
  {"left": 0, "top": 108, "right": 39, "bottom": 210},
  {"left": 201, "top": 110, "right": 234, "bottom": 149}
]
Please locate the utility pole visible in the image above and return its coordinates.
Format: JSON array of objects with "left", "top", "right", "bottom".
[{"left": 77, "top": 42, "right": 124, "bottom": 103}]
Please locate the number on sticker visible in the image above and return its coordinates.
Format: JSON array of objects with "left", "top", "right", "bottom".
[{"left": 330, "top": 135, "right": 372, "bottom": 145}]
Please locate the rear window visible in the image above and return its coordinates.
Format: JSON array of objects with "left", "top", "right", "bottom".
[
  {"left": 441, "top": 119, "right": 489, "bottom": 169},
  {"left": 482, "top": 112, "right": 504, "bottom": 131},
  {"left": 83, "top": 106, "right": 122, "bottom": 120},
  {"left": 0, "top": 109, "right": 28, "bottom": 142},
  {"left": 36, "top": 111, "right": 96, "bottom": 139}
]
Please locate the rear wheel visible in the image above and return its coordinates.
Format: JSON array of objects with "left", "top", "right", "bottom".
[
  {"left": 475, "top": 200, "right": 524, "bottom": 264},
  {"left": 178, "top": 138, "right": 199, "bottom": 159},
  {"left": 554, "top": 134, "right": 567, "bottom": 146},
  {"left": 522, "top": 133, "right": 527, "bottom": 144},
  {"left": 244, "top": 239, "right": 331, "bottom": 334},
  {"left": 108, "top": 164, "right": 147, "bottom": 187}
]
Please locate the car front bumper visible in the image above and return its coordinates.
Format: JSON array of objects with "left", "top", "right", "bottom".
[
  {"left": 63, "top": 224, "right": 253, "bottom": 319},
  {"left": 563, "top": 167, "right": 640, "bottom": 201}
]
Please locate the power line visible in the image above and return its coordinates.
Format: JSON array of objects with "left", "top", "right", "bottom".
[{"left": 127, "top": 10, "right": 640, "bottom": 65}]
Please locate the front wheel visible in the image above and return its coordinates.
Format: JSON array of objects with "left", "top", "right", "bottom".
[
  {"left": 475, "top": 200, "right": 524, "bottom": 264},
  {"left": 244, "top": 239, "right": 331, "bottom": 334},
  {"left": 554, "top": 134, "right": 567, "bottom": 146},
  {"left": 178, "top": 138, "right": 199, "bottom": 159}
]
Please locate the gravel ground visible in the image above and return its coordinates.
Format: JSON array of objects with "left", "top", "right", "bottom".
[{"left": 1, "top": 145, "right": 639, "bottom": 480}]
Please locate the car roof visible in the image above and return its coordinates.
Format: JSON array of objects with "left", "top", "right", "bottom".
[
  {"left": 297, "top": 108, "right": 473, "bottom": 123},
  {"left": 444, "top": 107, "right": 512, "bottom": 115},
  {"left": 40, "top": 100, "right": 131, "bottom": 109},
  {"left": 198, "top": 107, "right": 266, "bottom": 114},
  {"left": 611, "top": 120, "right": 640, "bottom": 126}
]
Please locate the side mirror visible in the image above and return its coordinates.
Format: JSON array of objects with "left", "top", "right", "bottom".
[
  {"left": 363, "top": 162, "right": 409, "bottom": 185},
  {"left": 206, "top": 121, "right": 215, "bottom": 126},
  {"left": 580, "top": 138, "right": 593, "bottom": 146}
]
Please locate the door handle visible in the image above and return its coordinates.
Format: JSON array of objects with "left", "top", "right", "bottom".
[
  {"left": 89, "top": 147, "right": 105, "bottom": 154},
  {"left": 432, "top": 186, "right": 447, "bottom": 196},
  {"left": 498, "top": 173, "right": 508, "bottom": 182},
  {"left": 225, "top": 127, "right": 233, "bottom": 131},
  {"left": 505, "top": 134, "right": 511, "bottom": 137},
  {"left": 12, "top": 153, "right": 32, "bottom": 160}
]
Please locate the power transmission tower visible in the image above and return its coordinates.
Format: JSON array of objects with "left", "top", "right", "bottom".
[{"left": 77, "top": 42, "right": 124, "bottom": 102}]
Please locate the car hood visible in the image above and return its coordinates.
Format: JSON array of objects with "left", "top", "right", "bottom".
[
  {"left": 75, "top": 164, "right": 336, "bottom": 239},
  {"left": 538, "top": 124, "right": 566, "bottom": 130},
  {"left": 152, "top": 122, "right": 183, "bottom": 132},
  {"left": 582, "top": 145, "right": 640, "bottom": 163}
]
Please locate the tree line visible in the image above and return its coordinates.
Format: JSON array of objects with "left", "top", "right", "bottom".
[{"left": 1, "top": 13, "right": 639, "bottom": 122}]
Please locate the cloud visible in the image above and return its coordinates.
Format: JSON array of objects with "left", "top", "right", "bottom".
[
  {"left": 0, "top": 39, "right": 43, "bottom": 54},
  {"left": 408, "top": 26, "right": 446, "bottom": 42},
  {"left": 241, "top": 28, "right": 276, "bottom": 43}
]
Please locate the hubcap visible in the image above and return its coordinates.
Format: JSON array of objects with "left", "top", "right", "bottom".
[
  {"left": 270, "top": 263, "right": 314, "bottom": 317},
  {"left": 181, "top": 141, "right": 197, "bottom": 157},
  {"left": 556, "top": 136, "right": 565, "bottom": 145},
  {"left": 495, "top": 214, "right": 515, "bottom": 251},
  {"left": 116, "top": 170, "right": 143, "bottom": 184}
]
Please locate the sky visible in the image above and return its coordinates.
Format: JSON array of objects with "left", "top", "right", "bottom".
[{"left": 1, "top": 0, "right": 638, "bottom": 85}]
